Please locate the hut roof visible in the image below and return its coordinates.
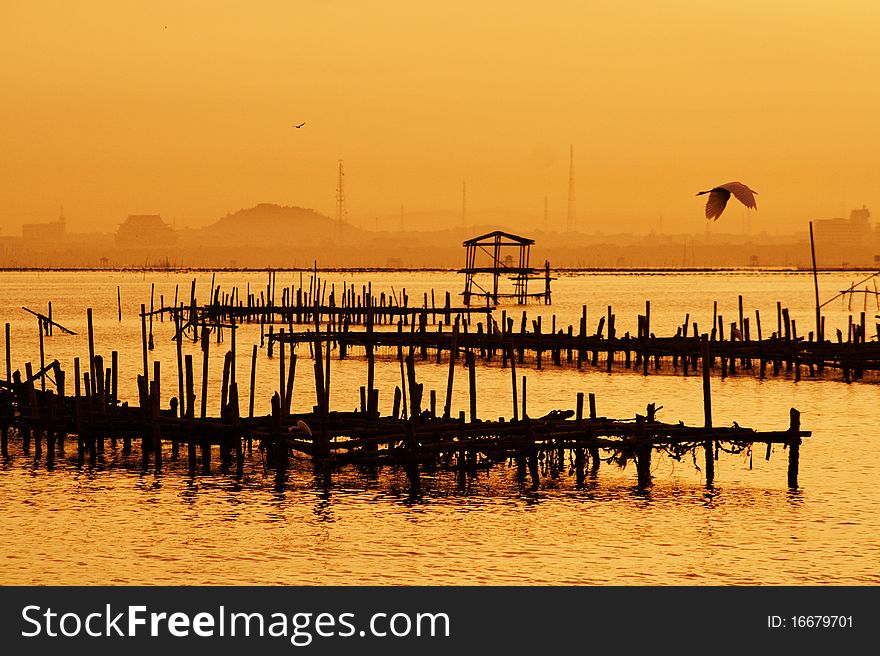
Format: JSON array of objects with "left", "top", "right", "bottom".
[{"left": 462, "top": 230, "right": 534, "bottom": 247}]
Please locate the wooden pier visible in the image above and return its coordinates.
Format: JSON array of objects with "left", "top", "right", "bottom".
[
  {"left": 132, "top": 271, "right": 878, "bottom": 383},
  {"left": 1, "top": 318, "right": 810, "bottom": 492},
  {"left": 267, "top": 302, "right": 880, "bottom": 383}
]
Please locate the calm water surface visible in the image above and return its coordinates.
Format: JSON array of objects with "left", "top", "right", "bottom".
[{"left": 1, "top": 270, "right": 878, "bottom": 585}]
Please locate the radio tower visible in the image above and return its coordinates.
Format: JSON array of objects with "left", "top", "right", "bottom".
[
  {"left": 566, "top": 144, "right": 576, "bottom": 233},
  {"left": 544, "top": 196, "right": 549, "bottom": 232},
  {"left": 335, "top": 159, "right": 347, "bottom": 227},
  {"left": 461, "top": 181, "right": 467, "bottom": 228}
]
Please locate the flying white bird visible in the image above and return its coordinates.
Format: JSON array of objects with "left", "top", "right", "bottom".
[{"left": 696, "top": 181, "right": 758, "bottom": 220}]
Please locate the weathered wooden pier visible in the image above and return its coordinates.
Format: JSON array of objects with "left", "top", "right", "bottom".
[
  {"left": 140, "top": 273, "right": 880, "bottom": 384},
  {"left": 1, "top": 314, "right": 810, "bottom": 492},
  {"left": 267, "top": 300, "right": 880, "bottom": 383}
]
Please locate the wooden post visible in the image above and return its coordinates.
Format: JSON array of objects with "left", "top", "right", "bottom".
[
  {"left": 642, "top": 300, "right": 650, "bottom": 375},
  {"left": 392, "top": 386, "right": 401, "bottom": 420},
  {"left": 283, "top": 352, "right": 296, "bottom": 417},
  {"left": 94, "top": 354, "right": 105, "bottom": 414},
  {"left": 84, "top": 372, "right": 95, "bottom": 465},
  {"left": 575, "top": 392, "right": 585, "bottom": 485},
  {"left": 589, "top": 392, "right": 601, "bottom": 476},
  {"left": 809, "top": 221, "right": 822, "bottom": 342},
  {"left": 429, "top": 389, "right": 437, "bottom": 418},
  {"left": 756, "top": 309, "right": 765, "bottom": 379},
  {"left": 117, "top": 285, "right": 122, "bottom": 321},
  {"left": 248, "top": 344, "right": 257, "bottom": 419},
  {"left": 185, "top": 354, "right": 196, "bottom": 472},
  {"left": 136, "top": 374, "right": 149, "bottom": 466},
  {"left": 467, "top": 351, "right": 477, "bottom": 422},
  {"left": 324, "top": 326, "right": 331, "bottom": 411},
  {"left": 231, "top": 382, "right": 243, "bottom": 479},
  {"left": 38, "top": 317, "right": 45, "bottom": 391},
  {"left": 701, "top": 335, "right": 715, "bottom": 486},
  {"left": 1, "top": 323, "right": 8, "bottom": 457},
  {"left": 89, "top": 308, "right": 98, "bottom": 395},
  {"left": 525, "top": 419, "right": 540, "bottom": 490},
  {"left": 175, "top": 313, "right": 184, "bottom": 418},
  {"left": 635, "top": 413, "right": 651, "bottom": 488},
  {"left": 405, "top": 354, "right": 422, "bottom": 419},
  {"left": 230, "top": 317, "right": 236, "bottom": 388},
  {"left": 200, "top": 324, "right": 209, "bottom": 419},
  {"left": 149, "top": 283, "right": 155, "bottom": 350},
  {"left": 510, "top": 343, "right": 518, "bottom": 421},
  {"left": 45, "top": 390, "right": 55, "bottom": 466},
  {"left": 367, "top": 295, "right": 375, "bottom": 412},
  {"left": 150, "top": 379, "right": 161, "bottom": 472},
  {"left": 26, "top": 362, "right": 40, "bottom": 457},
  {"left": 4, "top": 323, "right": 10, "bottom": 386},
  {"left": 278, "top": 329, "right": 286, "bottom": 416},
  {"left": 272, "top": 393, "right": 286, "bottom": 489},
  {"left": 788, "top": 408, "right": 801, "bottom": 488},
  {"left": 606, "top": 306, "right": 614, "bottom": 373},
  {"left": 220, "top": 350, "right": 232, "bottom": 416},
  {"left": 443, "top": 320, "right": 458, "bottom": 419},
  {"left": 139, "top": 304, "right": 148, "bottom": 387},
  {"left": 521, "top": 375, "right": 527, "bottom": 419}
]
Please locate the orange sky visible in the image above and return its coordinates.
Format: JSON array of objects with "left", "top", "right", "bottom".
[{"left": 1, "top": 1, "right": 878, "bottom": 236}]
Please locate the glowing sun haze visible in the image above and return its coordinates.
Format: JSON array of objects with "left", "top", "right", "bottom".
[{"left": 1, "top": 1, "right": 878, "bottom": 234}]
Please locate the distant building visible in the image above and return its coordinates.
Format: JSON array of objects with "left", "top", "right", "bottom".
[
  {"left": 115, "top": 214, "right": 177, "bottom": 248},
  {"left": 22, "top": 216, "right": 66, "bottom": 248},
  {"left": 0, "top": 235, "right": 22, "bottom": 262},
  {"left": 812, "top": 206, "right": 872, "bottom": 251},
  {"left": 812, "top": 206, "right": 877, "bottom": 266}
]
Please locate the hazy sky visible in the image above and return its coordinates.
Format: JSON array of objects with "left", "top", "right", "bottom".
[{"left": 1, "top": 1, "right": 878, "bottom": 235}]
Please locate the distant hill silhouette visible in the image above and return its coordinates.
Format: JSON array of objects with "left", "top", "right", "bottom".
[
  {"left": 4, "top": 200, "right": 866, "bottom": 269},
  {"left": 185, "top": 203, "right": 366, "bottom": 248}
]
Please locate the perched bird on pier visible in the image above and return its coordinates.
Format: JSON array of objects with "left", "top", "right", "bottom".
[
  {"left": 287, "top": 419, "right": 312, "bottom": 437},
  {"left": 696, "top": 181, "right": 758, "bottom": 220}
]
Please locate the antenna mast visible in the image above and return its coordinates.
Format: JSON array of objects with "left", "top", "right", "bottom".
[
  {"left": 335, "top": 159, "right": 347, "bottom": 227},
  {"left": 462, "top": 181, "right": 467, "bottom": 228},
  {"left": 566, "top": 144, "right": 576, "bottom": 233}
]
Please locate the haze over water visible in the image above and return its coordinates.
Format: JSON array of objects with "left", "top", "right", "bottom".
[{"left": 1, "top": 270, "right": 878, "bottom": 585}]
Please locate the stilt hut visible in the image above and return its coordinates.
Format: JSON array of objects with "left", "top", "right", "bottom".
[{"left": 459, "top": 231, "right": 552, "bottom": 306}]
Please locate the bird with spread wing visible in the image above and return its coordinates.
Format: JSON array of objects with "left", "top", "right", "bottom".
[{"left": 696, "top": 181, "right": 758, "bottom": 220}]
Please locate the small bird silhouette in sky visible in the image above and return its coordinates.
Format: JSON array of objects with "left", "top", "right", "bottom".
[
  {"left": 293, "top": 122, "right": 306, "bottom": 128},
  {"left": 696, "top": 181, "right": 758, "bottom": 220}
]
